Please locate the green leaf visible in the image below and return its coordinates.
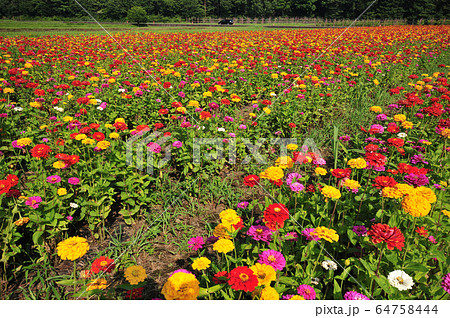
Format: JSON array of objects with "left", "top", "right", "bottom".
[
  {"left": 405, "top": 262, "right": 428, "bottom": 273},
  {"left": 278, "top": 276, "right": 298, "bottom": 286},
  {"left": 56, "top": 279, "right": 86, "bottom": 286},
  {"left": 198, "top": 284, "right": 223, "bottom": 297},
  {"left": 333, "top": 279, "right": 342, "bottom": 300}
]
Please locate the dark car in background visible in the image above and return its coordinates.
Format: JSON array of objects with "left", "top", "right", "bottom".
[{"left": 218, "top": 19, "right": 233, "bottom": 25}]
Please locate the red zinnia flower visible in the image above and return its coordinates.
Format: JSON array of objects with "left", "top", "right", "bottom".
[
  {"left": 91, "top": 256, "right": 115, "bottom": 274},
  {"left": 113, "top": 122, "right": 128, "bottom": 131},
  {"left": 387, "top": 138, "right": 405, "bottom": 148},
  {"left": 79, "top": 108, "right": 87, "bottom": 115},
  {"left": 6, "top": 174, "right": 19, "bottom": 187},
  {"left": 92, "top": 132, "right": 105, "bottom": 141},
  {"left": 34, "top": 89, "right": 46, "bottom": 96},
  {"left": 263, "top": 203, "right": 289, "bottom": 230},
  {"left": 136, "top": 125, "right": 150, "bottom": 132},
  {"left": 0, "top": 180, "right": 12, "bottom": 195},
  {"left": 77, "top": 97, "right": 90, "bottom": 105},
  {"left": 213, "top": 271, "right": 229, "bottom": 284},
  {"left": 90, "top": 123, "right": 100, "bottom": 130},
  {"left": 367, "top": 223, "right": 405, "bottom": 251},
  {"left": 364, "top": 144, "right": 379, "bottom": 152},
  {"left": 243, "top": 175, "right": 260, "bottom": 187},
  {"left": 154, "top": 123, "right": 164, "bottom": 130},
  {"left": 289, "top": 123, "right": 296, "bottom": 128},
  {"left": 373, "top": 176, "right": 398, "bottom": 189},
  {"left": 227, "top": 267, "right": 258, "bottom": 292},
  {"left": 270, "top": 178, "right": 283, "bottom": 187},
  {"left": 331, "top": 168, "right": 351, "bottom": 179},
  {"left": 365, "top": 152, "right": 386, "bottom": 168},
  {"left": 199, "top": 111, "right": 212, "bottom": 120},
  {"left": 387, "top": 123, "right": 400, "bottom": 133},
  {"left": 30, "top": 144, "right": 52, "bottom": 159},
  {"left": 415, "top": 227, "right": 429, "bottom": 238}
]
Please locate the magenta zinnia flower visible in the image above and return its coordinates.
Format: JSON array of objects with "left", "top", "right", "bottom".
[
  {"left": 286, "top": 172, "right": 302, "bottom": 186},
  {"left": 46, "top": 175, "right": 61, "bottom": 184},
  {"left": 247, "top": 225, "right": 273, "bottom": 243},
  {"left": 404, "top": 173, "right": 429, "bottom": 187},
  {"left": 290, "top": 182, "right": 305, "bottom": 193},
  {"left": 68, "top": 177, "right": 80, "bottom": 185},
  {"left": 301, "top": 228, "right": 320, "bottom": 241},
  {"left": 344, "top": 291, "right": 370, "bottom": 300},
  {"left": 442, "top": 273, "right": 450, "bottom": 294},
  {"left": 25, "top": 196, "right": 42, "bottom": 209},
  {"left": 258, "top": 250, "right": 286, "bottom": 271},
  {"left": 187, "top": 236, "right": 204, "bottom": 251},
  {"left": 297, "top": 284, "right": 316, "bottom": 300},
  {"left": 147, "top": 142, "right": 161, "bottom": 153}
]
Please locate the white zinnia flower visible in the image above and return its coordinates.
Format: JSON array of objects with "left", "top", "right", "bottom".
[
  {"left": 13, "top": 107, "right": 23, "bottom": 112},
  {"left": 97, "top": 106, "right": 103, "bottom": 111},
  {"left": 70, "top": 202, "right": 79, "bottom": 209},
  {"left": 321, "top": 260, "right": 338, "bottom": 271},
  {"left": 118, "top": 88, "right": 126, "bottom": 93},
  {"left": 387, "top": 270, "right": 414, "bottom": 291},
  {"left": 217, "top": 127, "right": 225, "bottom": 132},
  {"left": 397, "top": 132, "right": 407, "bottom": 139},
  {"left": 53, "top": 106, "right": 64, "bottom": 112}
]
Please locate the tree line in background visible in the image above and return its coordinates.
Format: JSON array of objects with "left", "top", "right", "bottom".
[{"left": 0, "top": 0, "right": 448, "bottom": 23}]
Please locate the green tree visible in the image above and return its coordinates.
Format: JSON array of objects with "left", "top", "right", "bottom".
[{"left": 127, "top": 6, "right": 148, "bottom": 25}]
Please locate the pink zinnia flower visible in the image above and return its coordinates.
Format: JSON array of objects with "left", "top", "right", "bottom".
[
  {"left": 297, "top": 284, "right": 316, "bottom": 300},
  {"left": 344, "top": 291, "right": 370, "bottom": 300},
  {"left": 68, "top": 177, "right": 80, "bottom": 185},
  {"left": 187, "top": 236, "right": 204, "bottom": 251},
  {"left": 442, "top": 273, "right": 450, "bottom": 294},
  {"left": 147, "top": 142, "right": 161, "bottom": 153},
  {"left": 46, "top": 175, "right": 61, "bottom": 184},
  {"left": 25, "top": 196, "right": 42, "bottom": 209},
  {"left": 172, "top": 141, "right": 182, "bottom": 148},
  {"left": 258, "top": 250, "right": 286, "bottom": 271},
  {"left": 247, "top": 225, "right": 273, "bottom": 243}
]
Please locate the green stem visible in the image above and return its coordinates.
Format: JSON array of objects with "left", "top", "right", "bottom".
[{"left": 311, "top": 243, "right": 325, "bottom": 274}]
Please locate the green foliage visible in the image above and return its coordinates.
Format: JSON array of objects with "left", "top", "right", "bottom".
[{"left": 126, "top": 6, "right": 148, "bottom": 25}]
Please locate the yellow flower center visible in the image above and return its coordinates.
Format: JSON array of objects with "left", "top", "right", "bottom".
[
  {"left": 268, "top": 255, "right": 276, "bottom": 262},
  {"left": 239, "top": 273, "right": 249, "bottom": 282},
  {"left": 274, "top": 208, "right": 280, "bottom": 212},
  {"left": 256, "top": 229, "right": 263, "bottom": 234},
  {"left": 396, "top": 277, "right": 404, "bottom": 284},
  {"left": 100, "top": 261, "right": 108, "bottom": 267}
]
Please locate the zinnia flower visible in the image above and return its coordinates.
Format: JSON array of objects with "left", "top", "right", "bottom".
[
  {"left": 213, "top": 238, "right": 234, "bottom": 254},
  {"left": 301, "top": 228, "right": 320, "bottom": 241},
  {"left": 228, "top": 266, "right": 259, "bottom": 292},
  {"left": 124, "top": 265, "right": 147, "bottom": 285},
  {"left": 367, "top": 224, "right": 405, "bottom": 251},
  {"left": 192, "top": 257, "right": 211, "bottom": 271},
  {"left": 243, "top": 174, "right": 260, "bottom": 187},
  {"left": 387, "top": 270, "right": 414, "bottom": 291},
  {"left": 162, "top": 272, "right": 200, "bottom": 300},
  {"left": 321, "top": 185, "right": 341, "bottom": 200},
  {"left": 312, "top": 226, "right": 339, "bottom": 242},
  {"left": 344, "top": 291, "right": 370, "bottom": 300},
  {"left": 260, "top": 166, "right": 284, "bottom": 182},
  {"left": 247, "top": 225, "right": 273, "bottom": 243},
  {"left": 25, "top": 196, "right": 42, "bottom": 209},
  {"left": 297, "top": 284, "right": 316, "bottom": 300},
  {"left": 259, "top": 286, "right": 279, "bottom": 300},
  {"left": 401, "top": 194, "right": 431, "bottom": 217},
  {"left": 263, "top": 203, "right": 290, "bottom": 230},
  {"left": 322, "top": 260, "right": 338, "bottom": 271},
  {"left": 57, "top": 236, "right": 89, "bottom": 261},
  {"left": 250, "top": 263, "right": 276, "bottom": 286},
  {"left": 187, "top": 236, "right": 204, "bottom": 251},
  {"left": 258, "top": 250, "right": 286, "bottom": 271},
  {"left": 441, "top": 273, "right": 450, "bottom": 294},
  {"left": 86, "top": 278, "right": 107, "bottom": 291},
  {"left": 91, "top": 256, "right": 115, "bottom": 274}
]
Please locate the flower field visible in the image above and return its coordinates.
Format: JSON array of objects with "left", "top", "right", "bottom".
[{"left": 0, "top": 25, "right": 449, "bottom": 300}]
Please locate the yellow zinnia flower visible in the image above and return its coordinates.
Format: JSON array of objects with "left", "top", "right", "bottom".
[
  {"left": 161, "top": 272, "right": 200, "bottom": 300},
  {"left": 275, "top": 156, "right": 293, "bottom": 169},
  {"left": 57, "top": 188, "right": 67, "bottom": 196},
  {"left": 250, "top": 263, "right": 276, "bottom": 286},
  {"left": 192, "top": 257, "right": 211, "bottom": 271},
  {"left": 315, "top": 167, "right": 327, "bottom": 175},
  {"left": 347, "top": 158, "right": 367, "bottom": 169},
  {"left": 259, "top": 286, "right": 279, "bottom": 300},
  {"left": 57, "top": 236, "right": 89, "bottom": 261},
  {"left": 259, "top": 166, "right": 284, "bottom": 181},
  {"left": 321, "top": 185, "right": 341, "bottom": 200},
  {"left": 213, "top": 238, "right": 234, "bottom": 254},
  {"left": 124, "top": 265, "right": 147, "bottom": 285},
  {"left": 17, "top": 138, "right": 32, "bottom": 147},
  {"left": 312, "top": 226, "right": 339, "bottom": 242},
  {"left": 86, "top": 278, "right": 107, "bottom": 291}
]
